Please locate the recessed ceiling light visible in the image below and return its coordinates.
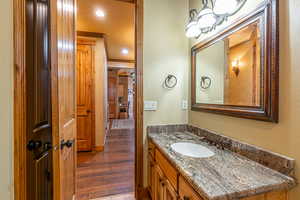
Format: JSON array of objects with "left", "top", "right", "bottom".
[
  {"left": 121, "top": 48, "right": 129, "bottom": 55},
  {"left": 95, "top": 10, "right": 105, "bottom": 17}
]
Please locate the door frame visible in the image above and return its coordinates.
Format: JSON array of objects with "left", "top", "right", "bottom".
[
  {"left": 13, "top": 0, "right": 145, "bottom": 199},
  {"left": 13, "top": 0, "right": 27, "bottom": 199},
  {"left": 135, "top": 0, "right": 145, "bottom": 197}
]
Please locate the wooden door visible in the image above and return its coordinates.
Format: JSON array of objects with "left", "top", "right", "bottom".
[
  {"left": 76, "top": 42, "right": 94, "bottom": 151},
  {"left": 108, "top": 70, "right": 118, "bottom": 119},
  {"left": 26, "top": 0, "right": 53, "bottom": 199},
  {"left": 51, "top": 0, "right": 77, "bottom": 199}
]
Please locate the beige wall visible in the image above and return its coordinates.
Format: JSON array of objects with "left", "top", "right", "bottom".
[
  {"left": 189, "top": 0, "right": 300, "bottom": 199},
  {"left": 94, "top": 38, "right": 108, "bottom": 147},
  {"left": 0, "top": 0, "right": 13, "bottom": 199},
  {"left": 143, "top": 0, "right": 189, "bottom": 185},
  {"left": 225, "top": 40, "right": 256, "bottom": 106}
]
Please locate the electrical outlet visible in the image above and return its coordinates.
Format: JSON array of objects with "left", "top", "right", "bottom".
[{"left": 182, "top": 100, "right": 188, "bottom": 110}]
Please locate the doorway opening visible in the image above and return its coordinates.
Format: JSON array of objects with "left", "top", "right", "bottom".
[
  {"left": 13, "top": 0, "right": 144, "bottom": 199},
  {"left": 75, "top": 0, "right": 136, "bottom": 199}
]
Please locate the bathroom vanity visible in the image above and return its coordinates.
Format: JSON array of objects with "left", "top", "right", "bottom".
[{"left": 147, "top": 125, "right": 296, "bottom": 200}]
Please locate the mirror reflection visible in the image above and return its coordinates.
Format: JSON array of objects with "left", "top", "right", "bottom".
[{"left": 195, "top": 21, "right": 261, "bottom": 106}]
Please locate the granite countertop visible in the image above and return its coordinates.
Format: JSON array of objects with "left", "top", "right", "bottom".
[{"left": 148, "top": 131, "right": 296, "bottom": 200}]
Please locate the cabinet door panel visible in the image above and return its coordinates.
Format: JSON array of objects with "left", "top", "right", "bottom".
[
  {"left": 155, "top": 149, "right": 178, "bottom": 190},
  {"left": 148, "top": 154, "right": 155, "bottom": 198},
  {"left": 179, "top": 176, "right": 203, "bottom": 200},
  {"left": 164, "top": 179, "right": 178, "bottom": 200},
  {"left": 154, "top": 165, "right": 165, "bottom": 200}
]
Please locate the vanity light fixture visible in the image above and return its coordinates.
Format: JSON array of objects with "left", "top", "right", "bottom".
[
  {"left": 232, "top": 60, "right": 240, "bottom": 77},
  {"left": 185, "top": 0, "right": 247, "bottom": 38}
]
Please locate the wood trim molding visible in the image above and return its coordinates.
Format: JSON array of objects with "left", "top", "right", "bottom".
[
  {"left": 77, "top": 31, "right": 105, "bottom": 38},
  {"left": 77, "top": 38, "right": 97, "bottom": 46},
  {"left": 108, "top": 58, "right": 136, "bottom": 64},
  {"left": 49, "top": 0, "right": 61, "bottom": 199},
  {"left": 77, "top": 31, "right": 109, "bottom": 62},
  {"left": 135, "top": 0, "right": 144, "bottom": 195},
  {"left": 114, "top": 0, "right": 135, "bottom": 3},
  {"left": 13, "top": 0, "right": 27, "bottom": 199}
]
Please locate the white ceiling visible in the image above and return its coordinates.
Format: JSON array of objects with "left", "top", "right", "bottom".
[{"left": 77, "top": 0, "right": 135, "bottom": 61}]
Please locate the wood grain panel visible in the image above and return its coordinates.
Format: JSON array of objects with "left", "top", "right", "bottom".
[
  {"left": 148, "top": 140, "right": 155, "bottom": 158},
  {"left": 147, "top": 154, "right": 155, "bottom": 199},
  {"left": 265, "top": 191, "right": 287, "bottom": 200},
  {"left": 76, "top": 43, "right": 94, "bottom": 151},
  {"left": 108, "top": 70, "right": 119, "bottom": 119},
  {"left": 154, "top": 164, "right": 165, "bottom": 200},
  {"left": 178, "top": 176, "right": 204, "bottom": 200},
  {"left": 164, "top": 179, "right": 178, "bottom": 200},
  {"left": 135, "top": 0, "right": 145, "bottom": 196},
  {"left": 14, "top": 0, "right": 27, "bottom": 198},
  {"left": 51, "top": 0, "right": 77, "bottom": 199},
  {"left": 155, "top": 149, "right": 178, "bottom": 190}
]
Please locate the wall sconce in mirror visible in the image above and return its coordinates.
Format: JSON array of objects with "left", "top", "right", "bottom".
[
  {"left": 185, "top": 0, "right": 247, "bottom": 38},
  {"left": 200, "top": 76, "right": 212, "bottom": 89},
  {"left": 231, "top": 60, "right": 240, "bottom": 77},
  {"left": 164, "top": 74, "right": 178, "bottom": 89}
]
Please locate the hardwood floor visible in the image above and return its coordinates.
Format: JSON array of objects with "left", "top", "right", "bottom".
[
  {"left": 76, "top": 121, "right": 135, "bottom": 200},
  {"left": 111, "top": 119, "right": 135, "bottom": 130}
]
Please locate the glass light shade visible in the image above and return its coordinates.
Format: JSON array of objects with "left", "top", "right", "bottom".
[
  {"left": 197, "top": 8, "right": 216, "bottom": 29},
  {"left": 232, "top": 60, "right": 239, "bottom": 67},
  {"left": 213, "top": 0, "right": 238, "bottom": 15},
  {"left": 185, "top": 21, "right": 201, "bottom": 38}
]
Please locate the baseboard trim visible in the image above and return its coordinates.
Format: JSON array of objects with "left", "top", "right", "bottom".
[{"left": 93, "top": 145, "right": 104, "bottom": 152}]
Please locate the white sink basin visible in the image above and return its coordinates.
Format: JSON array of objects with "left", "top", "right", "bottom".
[{"left": 171, "top": 142, "right": 215, "bottom": 158}]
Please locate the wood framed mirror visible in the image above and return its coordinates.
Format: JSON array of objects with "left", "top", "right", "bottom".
[{"left": 191, "top": 0, "right": 279, "bottom": 122}]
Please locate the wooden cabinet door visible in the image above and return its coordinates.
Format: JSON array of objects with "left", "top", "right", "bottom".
[
  {"left": 178, "top": 176, "right": 204, "bottom": 200},
  {"left": 26, "top": 0, "right": 52, "bottom": 199},
  {"left": 164, "top": 180, "right": 178, "bottom": 200},
  {"left": 148, "top": 155, "right": 155, "bottom": 199},
  {"left": 52, "top": 0, "right": 77, "bottom": 199},
  {"left": 154, "top": 165, "right": 166, "bottom": 200},
  {"left": 76, "top": 43, "right": 94, "bottom": 151}
]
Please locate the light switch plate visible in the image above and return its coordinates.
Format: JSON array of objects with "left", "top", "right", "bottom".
[
  {"left": 182, "top": 100, "right": 188, "bottom": 110},
  {"left": 144, "top": 101, "right": 158, "bottom": 111}
]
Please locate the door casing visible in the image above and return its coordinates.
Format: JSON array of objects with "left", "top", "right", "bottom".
[{"left": 13, "top": 0, "right": 145, "bottom": 199}]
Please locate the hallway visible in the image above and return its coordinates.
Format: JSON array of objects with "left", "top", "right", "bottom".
[{"left": 76, "top": 119, "right": 135, "bottom": 200}]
